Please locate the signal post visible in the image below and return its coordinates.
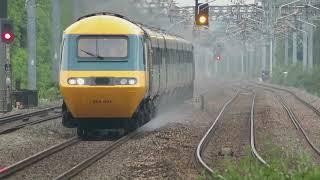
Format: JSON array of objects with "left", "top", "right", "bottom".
[{"left": 0, "top": 0, "right": 14, "bottom": 112}]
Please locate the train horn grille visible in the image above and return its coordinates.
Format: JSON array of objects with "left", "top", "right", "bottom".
[{"left": 94, "top": 77, "right": 112, "bottom": 85}]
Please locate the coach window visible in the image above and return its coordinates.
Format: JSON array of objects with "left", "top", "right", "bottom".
[
  {"left": 158, "top": 48, "right": 162, "bottom": 65},
  {"left": 168, "top": 49, "right": 172, "bottom": 65},
  {"left": 153, "top": 48, "right": 158, "bottom": 65}
]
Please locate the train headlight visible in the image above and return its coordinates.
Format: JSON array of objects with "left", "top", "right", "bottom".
[
  {"left": 68, "top": 78, "right": 77, "bottom": 85},
  {"left": 128, "top": 78, "right": 137, "bottom": 85},
  {"left": 76, "top": 78, "right": 85, "bottom": 85},
  {"left": 120, "top": 78, "right": 128, "bottom": 85},
  {"left": 115, "top": 78, "right": 137, "bottom": 85}
]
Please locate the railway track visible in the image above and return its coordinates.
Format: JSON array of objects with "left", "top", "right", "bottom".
[
  {"left": 0, "top": 130, "right": 140, "bottom": 179},
  {"left": 253, "top": 82, "right": 320, "bottom": 156},
  {"left": 195, "top": 89, "right": 267, "bottom": 174},
  {"left": 55, "top": 131, "right": 140, "bottom": 179},
  {"left": 0, "top": 105, "right": 61, "bottom": 135},
  {"left": 0, "top": 137, "right": 80, "bottom": 178}
]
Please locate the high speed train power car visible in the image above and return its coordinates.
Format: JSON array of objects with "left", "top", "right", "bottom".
[{"left": 59, "top": 13, "right": 195, "bottom": 137}]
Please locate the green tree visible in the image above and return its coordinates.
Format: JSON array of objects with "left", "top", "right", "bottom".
[{"left": 9, "top": 0, "right": 59, "bottom": 101}]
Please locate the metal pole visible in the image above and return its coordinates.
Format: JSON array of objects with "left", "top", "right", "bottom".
[
  {"left": 285, "top": 35, "right": 289, "bottom": 65},
  {"left": 247, "top": 50, "right": 250, "bottom": 77},
  {"left": 52, "top": 0, "right": 61, "bottom": 82},
  {"left": 215, "top": 60, "right": 218, "bottom": 76},
  {"left": 73, "top": 0, "right": 81, "bottom": 20},
  {"left": 0, "top": 0, "right": 10, "bottom": 112},
  {"left": 308, "top": 26, "right": 313, "bottom": 70},
  {"left": 262, "top": 44, "right": 266, "bottom": 70},
  {"left": 241, "top": 50, "right": 244, "bottom": 74},
  {"left": 227, "top": 55, "right": 230, "bottom": 74},
  {"left": 273, "top": 37, "right": 277, "bottom": 66},
  {"left": 248, "top": 50, "right": 251, "bottom": 77},
  {"left": 303, "top": 23, "right": 308, "bottom": 71},
  {"left": 293, "top": 32, "right": 298, "bottom": 65},
  {"left": 0, "top": 0, "right": 7, "bottom": 112},
  {"left": 0, "top": 0, "right": 8, "bottom": 18},
  {"left": 0, "top": 38, "right": 5, "bottom": 112},
  {"left": 27, "top": 0, "right": 37, "bottom": 90},
  {"left": 269, "top": 38, "right": 273, "bottom": 75},
  {"left": 195, "top": 0, "right": 198, "bottom": 16}
]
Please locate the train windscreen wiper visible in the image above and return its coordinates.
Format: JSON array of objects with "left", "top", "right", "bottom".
[{"left": 80, "top": 49, "right": 103, "bottom": 59}]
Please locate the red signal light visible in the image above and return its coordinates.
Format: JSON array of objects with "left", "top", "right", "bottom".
[
  {"left": 216, "top": 55, "right": 221, "bottom": 61},
  {"left": 1, "top": 32, "right": 14, "bottom": 43}
]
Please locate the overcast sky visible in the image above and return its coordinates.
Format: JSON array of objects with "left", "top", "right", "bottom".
[{"left": 175, "top": 0, "right": 255, "bottom": 6}]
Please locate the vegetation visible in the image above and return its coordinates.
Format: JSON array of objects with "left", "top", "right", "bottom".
[
  {"left": 201, "top": 156, "right": 320, "bottom": 180},
  {"left": 8, "top": 0, "right": 60, "bottom": 101},
  {"left": 270, "top": 19, "right": 320, "bottom": 96},
  {"left": 200, "top": 146, "right": 320, "bottom": 180},
  {"left": 271, "top": 63, "right": 320, "bottom": 96}
]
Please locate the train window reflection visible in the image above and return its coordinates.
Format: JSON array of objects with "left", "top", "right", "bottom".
[{"left": 78, "top": 36, "right": 128, "bottom": 59}]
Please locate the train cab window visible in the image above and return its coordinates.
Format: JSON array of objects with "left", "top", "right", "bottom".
[{"left": 78, "top": 36, "right": 128, "bottom": 59}]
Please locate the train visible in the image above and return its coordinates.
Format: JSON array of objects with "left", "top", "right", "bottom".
[{"left": 59, "top": 13, "right": 195, "bottom": 137}]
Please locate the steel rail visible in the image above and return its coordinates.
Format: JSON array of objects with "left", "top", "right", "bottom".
[
  {"left": 253, "top": 83, "right": 320, "bottom": 156},
  {"left": 0, "top": 105, "right": 61, "bottom": 125},
  {"left": 0, "top": 114, "right": 62, "bottom": 135},
  {"left": 253, "top": 82, "right": 320, "bottom": 119},
  {"left": 195, "top": 89, "right": 269, "bottom": 175},
  {"left": 277, "top": 94, "right": 320, "bottom": 155},
  {"left": 54, "top": 131, "right": 140, "bottom": 180},
  {"left": 0, "top": 137, "right": 80, "bottom": 179},
  {"left": 195, "top": 91, "right": 240, "bottom": 174},
  {"left": 0, "top": 113, "right": 22, "bottom": 120},
  {"left": 250, "top": 91, "right": 268, "bottom": 166}
]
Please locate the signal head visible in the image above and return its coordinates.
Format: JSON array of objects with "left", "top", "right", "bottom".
[
  {"left": 1, "top": 19, "right": 14, "bottom": 44},
  {"left": 1, "top": 31, "right": 14, "bottom": 43},
  {"left": 195, "top": 3, "right": 209, "bottom": 26}
]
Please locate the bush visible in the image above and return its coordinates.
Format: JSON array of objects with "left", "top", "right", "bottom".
[
  {"left": 271, "top": 63, "right": 320, "bottom": 96},
  {"left": 202, "top": 154, "right": 320, "bottom": 180},
  {"left": 9, "top": 0, "right": 61, "bottom": 101}
]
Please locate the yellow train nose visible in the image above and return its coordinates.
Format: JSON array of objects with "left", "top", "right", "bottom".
[
  {"left": 59, "top": 71, "right": 147, "bottom": 119},
  {"left": 61, "top": 86, "right": 146, "bottom": 118}
]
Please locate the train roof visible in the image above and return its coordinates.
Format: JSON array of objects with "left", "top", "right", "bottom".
[
  {"left": 64, "top": 13, "right": 193, "bottom": 50},
  {"left": 64, "top": 15, "right": 144, "bottom": 35}
]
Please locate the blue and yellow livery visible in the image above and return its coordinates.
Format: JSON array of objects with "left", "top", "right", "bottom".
[{"left": 59, "top": 13, "right": 194, "bottom": 137}]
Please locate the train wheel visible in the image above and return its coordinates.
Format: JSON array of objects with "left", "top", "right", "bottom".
[
  {"left": 77, "top": 128, "right": 89, "bottom": 139},
  {"left": 62, "top": 111, "right": 78, "bottom": 128},
  {"left": 151, "top": 99, "right": 158, "bottom": 118},
  {"left": 125, "top": 115, "right": 140, "bottom": 132},
  {"left": 62, "top": 103, "right": 77, "bottom": 128},
  {"left": 144, "top": 102, "right": 152, "bottom": 123}
]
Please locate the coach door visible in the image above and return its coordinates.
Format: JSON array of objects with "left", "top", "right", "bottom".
[
  {"left": 150, "top": 37, "right": 160, "bottom": 97},
  {"left": 146, "top": 39, "right": 156, "bottom": 98}
]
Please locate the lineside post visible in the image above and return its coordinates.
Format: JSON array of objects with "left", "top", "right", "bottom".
[
  {"left": 0, "top": 0, "right": 12, "bottom": 112},
  {"left": 200, "top": 95, "right": 205, "bottom": 111}
]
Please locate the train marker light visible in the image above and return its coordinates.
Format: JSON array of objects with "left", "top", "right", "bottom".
[
  {"left": 216, "top": 56, "right": 221, "bottom": 61},
  {"left": 120, "top": 79, "right": 128, "bottom": 85},
  {"left": 68, "top": 78, "right": 77, "bottom": 85},
  {"left": 76, "top": 78, "right": 85, "bottom": 85},
  {"left": 128, "top": 79, "right": 137, "bottom": 85}
]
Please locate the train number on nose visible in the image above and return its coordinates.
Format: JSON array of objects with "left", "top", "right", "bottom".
[{"left": 92, "top": 99, "right": 112, "bottom": 104}]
